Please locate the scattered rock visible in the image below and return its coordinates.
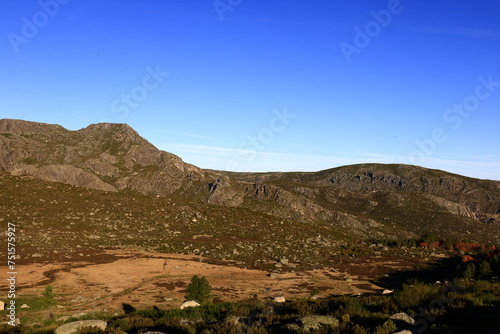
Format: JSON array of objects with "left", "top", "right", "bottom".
[
  {"left": 281, "top": 323, "right": 302, "bottom": 332},
  {"left": 300, "top": 315, "right": 339, "bottom": 330},
  {"left": 54, "top": 320, "right": 107, "bottom": 334},
  {"left": 20, "top": 304, "right": 30, "bottom": 308},
  {"left": 56, "top": 316, "right": 71, "bottom": 322},
  {"left": 279, "top": 258, "right": 289, "bottom": 265},
  {"left": 180, "top": 300, "right": 200, "bottom": 309},
  {"left": 268, "top": 273, "right": 279, "bottom": 279},
  {"left": 273, "top": 296, "right": 286, "bottom": 303},
  {"left": 31, "top": 253, "right": 43, "bottom": 258},
  {"left": 390, "top": 312, "right": 415, "bottom": 325},
  {"left": 71, "top": 296, "right": 88, "bottom": 303}
]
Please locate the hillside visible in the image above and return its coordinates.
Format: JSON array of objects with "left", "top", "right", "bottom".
[{"left": 1, "top": 118, "right": 500, "bottom": 245}]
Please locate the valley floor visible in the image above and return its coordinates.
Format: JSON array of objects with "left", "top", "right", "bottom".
[{"left": 2, "top": 247, "right": 402, "bottom": 320}]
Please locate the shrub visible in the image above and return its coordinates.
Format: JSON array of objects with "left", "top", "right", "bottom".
[
  {"left": 462, "top": 263, "right": 477, "bottom": 280},
  {"left": 373, "top": 320, "right": 397, "bottom": 334},
  {"left": 75, "top": 326, "right": 105, "bottom": 334},
  {"left": 393, "top": 280, "right": 442, "bottom": 309},
  {"left": 185, "top": 275, "right": 212, "bottom": 304},
  {"left": 478, "top": 261, "right": 492, "bottom": 279},
  {"left": 42, "top": 285, "right": 56, "bottom": 306}
]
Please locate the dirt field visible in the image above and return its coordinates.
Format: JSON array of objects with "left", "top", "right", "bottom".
[{"left": 1, "top": 247, "right": 395, "bottom": 320}]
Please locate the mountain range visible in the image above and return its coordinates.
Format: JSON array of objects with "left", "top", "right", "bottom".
[{"left": 1, "top": 118, "right": 499, "bottom": 245}]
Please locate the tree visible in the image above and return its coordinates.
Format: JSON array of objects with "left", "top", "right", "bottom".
[
  {"left": 185, "top": 275, "right": 212, "bottom": 304},
  {"left": 478, "top": 261, "right": 492, "bottom": 279},
  {"left": 42, "top": 285, "right": 56, "bottom": 306},
  {"left": 462, "top": 263, "right": 476, "bottom": 280}
]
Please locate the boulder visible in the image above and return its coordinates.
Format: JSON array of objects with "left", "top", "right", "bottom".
[
  {"left": 279, "top": 258, "right": 289, "bottom": 265},
  {"left": 381, "top": 289, "right": 394, "bottom": 295},
  {"left": 390, "top": 312, "right": 415, "bottom": 325},
  {"left": 300, "top": 315, "right": 339, "bottom": 330},
  {"left": 180, "top": 300, "right": 200, "bottom": 309},
  {"left": 20, "top": 304, "right": 30, "bottom": 308},
  {"left": 273, "top": 296, "right": 286, "bottom": 303},
  {"left": 54, "top": 320, "right": 107, "bottom": 334},
  {"left": 281, "top": 323, "right": 302, "bottom": 332}
]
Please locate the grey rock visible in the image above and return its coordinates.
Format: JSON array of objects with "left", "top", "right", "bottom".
[
  {"left": 54, "top": 320, "right": 107, "bottom": 334},
  {"left": 273, "top": 296, "right": 286, "bottom": 303},
  {"left": 180, "top": 300, "right": 200, "bottom": 309},
  {"left": 299, "top": 315, "right": 339, "bottom": 330},
  {"left": 390, "top": 312, "right": 415, "bottom": 325}
]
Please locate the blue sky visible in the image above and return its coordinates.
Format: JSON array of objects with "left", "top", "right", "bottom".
[{"left": 1, "top": 1, "right": 500, "bottom": 180}]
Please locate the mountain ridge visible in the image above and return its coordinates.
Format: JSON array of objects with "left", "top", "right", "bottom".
[{"left": 1, "top": 118, "right": 499, "bottom": 242}]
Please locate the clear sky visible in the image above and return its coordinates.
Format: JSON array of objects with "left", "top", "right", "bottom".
[{"left": 1, "top": 0, "right": 499, "bottom": 180}]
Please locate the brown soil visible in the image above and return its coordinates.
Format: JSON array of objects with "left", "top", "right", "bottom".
[{"left": 0, "top": 247, "right": 417, "bottom": 319}]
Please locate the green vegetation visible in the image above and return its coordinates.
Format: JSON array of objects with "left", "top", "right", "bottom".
[
  {"left": 6, "top": 280, "right": 498, "bottom": 333},
  {"left": 185, "top": 275, "right": 213, "bottom": 305},
  {"left": 3, "top": 255, "right": 499, "bottom": 333},
  {"left": 42, "top": 285, "right": 56, "bottom": 307}
]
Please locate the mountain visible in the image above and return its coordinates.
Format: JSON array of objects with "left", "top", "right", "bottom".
[{"left": 1, "top": 118, "right": 499, "bottom": 244}]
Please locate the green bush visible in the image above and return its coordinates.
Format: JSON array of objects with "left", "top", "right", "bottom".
[
  {"left": 42, "top": 285, "right": 56, "bottom": 306},
  {"left": 462, "top": 262, "right": 477, "bottom": 280},
  {"left": 373, "top": 320, "right": 397, "bottom": 334},
  {"left": 185, "top": 275, "right": 212, "bottom": 304},
  {"left": 393, "top": 280, "right": 442, "bottom": 309},
  {"left": 478, "top": 261, "right": 492, "bottom": 279},
  {"left": 75, "top": 326, "right": 105, "bottom": 334}
]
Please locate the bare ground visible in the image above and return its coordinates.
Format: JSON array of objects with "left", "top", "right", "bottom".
[{"left": 1, "top": 247, "right": 417, "bottom": 320}]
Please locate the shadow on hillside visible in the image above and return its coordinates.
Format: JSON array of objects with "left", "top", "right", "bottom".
[{"left": 371, "top": 256, "right": 463, "bottom": 289}]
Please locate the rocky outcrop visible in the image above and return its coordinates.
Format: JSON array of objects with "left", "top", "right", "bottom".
[
  {"left": 0, "top": 119, "right": 210, "bottom": 194},
  {"left": 54, "top": 320, "right": 107, "bottom": 334},
  {"left": 1, "top": 119, "right": 499, "bottom": 242}
]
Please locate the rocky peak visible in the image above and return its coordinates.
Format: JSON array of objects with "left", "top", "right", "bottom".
[{"left": 0, "top": 118, "right": 66, "bottom": 135}]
